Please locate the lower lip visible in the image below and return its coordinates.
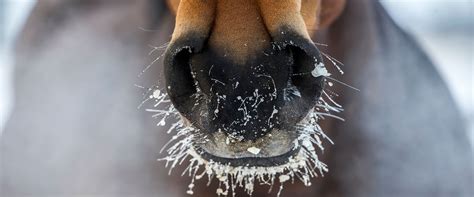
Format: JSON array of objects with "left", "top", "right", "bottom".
[{"left": 192, "top": 145, "right": 301, "bottom": 167}]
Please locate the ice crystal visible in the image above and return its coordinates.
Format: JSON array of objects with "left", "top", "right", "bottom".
[
  {"left": 247, "top": 146, "right": 261, "bottom": 155},
  {"left": 141, "top": 42, "right": 347, "bottom": 196},
  {"left": 145, "top": 85, "right": 342, "bottom": 196}
]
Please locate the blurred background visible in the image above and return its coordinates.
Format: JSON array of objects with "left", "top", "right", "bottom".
[
  {"left": 1, "top": 0, "right": 35, "bottom": 135},
  {"left": 0, "top": 1, "right": 472, "bottom": 140},
  {"left": 382, "top": 0, "right": 473, "bottom": 147}
]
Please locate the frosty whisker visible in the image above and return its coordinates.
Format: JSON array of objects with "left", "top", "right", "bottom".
[
  {"left": 327, "top": 76, "right": 360, "bottom": 91},
  {"left": 141, "top": 46, "right": 351, "bottom": 196}
]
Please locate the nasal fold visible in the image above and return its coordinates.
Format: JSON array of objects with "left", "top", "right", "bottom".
[{"left": 204, "top": 0, "right": 273, "bottom": 63}]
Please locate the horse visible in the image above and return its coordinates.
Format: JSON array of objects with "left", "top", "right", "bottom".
[{"left": 2, "top": 0, "right": 472, "bottom": 196}]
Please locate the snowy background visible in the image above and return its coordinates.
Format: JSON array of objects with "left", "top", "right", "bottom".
[{"left": 1, "top": 0, "right": 472, "bottom": 146}]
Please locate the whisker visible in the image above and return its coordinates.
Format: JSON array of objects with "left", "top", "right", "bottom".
[
  {"left": 315, "top": 104, "right": 343, "bottom": 113},
  {"left": 314, "top": 112, "right": 345, "bottom": 121},
  {"left": 321, "top": 52, "right": 344, "bottom": 75},
  {"left": 137, "top": 97, "right": 153, "bottom": 109},
  {"left": 313, "top": 42, "right": 329, "bottom": 47},
  {"left": 322, "top": 90, "right": 343, "bottom": 108},
  {"left": 138, "top": 26, "right": 160, "bottom": 32},
  {"left": 148, "top": 42, "right": 170, "bottom": 55},
  {"left": 134, "top": 84, "right": 146, "bottom": 89},
  {"left": 321, "top": 51, "right": 344, "bottom": 67},
  {"left": 138, "top": 52, "right": 165, "bottom": 77},
  {"left": 326, "top": 76, "right": 360, "bottom": 91}
]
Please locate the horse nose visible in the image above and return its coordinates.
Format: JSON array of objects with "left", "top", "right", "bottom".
[
  {"left": 164, "top": 1, "right": 326, "bottom": 141},
  {"left": 164, "top": 30, "right": 326, "bottom": 141}
]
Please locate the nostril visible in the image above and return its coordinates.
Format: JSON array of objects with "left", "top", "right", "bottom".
[
  {"left": 289, "top": 45, "right": 325, "bottom": 100},
  {"left": 164, "top": 46, "right": 196, "bottom": 118},
  {"left": 269, "top": 29, "right": 326, "bottom": 126},
  {"left": 164, "top": 34, "right": 210, "bottom": 121}
]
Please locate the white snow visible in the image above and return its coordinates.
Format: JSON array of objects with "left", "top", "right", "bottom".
[
  {"left": 311, "top": 62, "right": 330, "bottom": 78},
  {"left": 152, "top": 89, "right": 162, "bottom": 99},
  {"left": 247, "top": 146, "right": 261, "bottom": 155},
  {"left": 153, "top": 100, "right": 338, "bottom": 196},
  {"left": 278, "top": 175, "right": 290, "bottom": 183},
  {"left": 145, "top": 53, "right": 345, "bottom": 196}
]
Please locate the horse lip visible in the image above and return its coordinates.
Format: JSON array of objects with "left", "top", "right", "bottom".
[
  {"left": 191, "top": 129, "right": 300, "bottom": 167},
  {"left": 193, "top": 145, "right": 301, "bottom": 167}
]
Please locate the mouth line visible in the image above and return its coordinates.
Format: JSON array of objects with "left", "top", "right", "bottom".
[{"left": 193, "top": 144, "right": 301, "bottom": 167}]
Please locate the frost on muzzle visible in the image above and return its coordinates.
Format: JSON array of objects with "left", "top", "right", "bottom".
[{"left": 144, "top": 28, "right": 344, "bottom": 196}]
